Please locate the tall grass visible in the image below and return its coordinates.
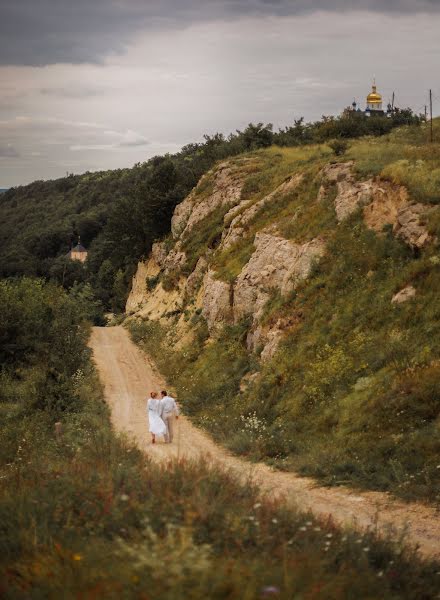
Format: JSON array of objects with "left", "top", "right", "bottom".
[{"left": 3, "top": 358, "right": 440, "bottom": 598}]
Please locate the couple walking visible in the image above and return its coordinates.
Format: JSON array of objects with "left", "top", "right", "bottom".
[{"left": 147, "top": 390, "right": 179, "bottom": 444}]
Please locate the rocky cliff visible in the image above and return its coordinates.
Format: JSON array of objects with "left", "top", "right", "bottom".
[{"left": 126, "top": 150, "right": 431, "bottom": 361}]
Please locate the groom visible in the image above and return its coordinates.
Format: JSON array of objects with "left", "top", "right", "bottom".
[{"left": 160, "top": 390, "right": 179, "bottom": 443}]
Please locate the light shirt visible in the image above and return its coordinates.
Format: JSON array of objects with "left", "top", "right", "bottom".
[{"left": 161, "top": 395, "right": 179, "bottom": 416}]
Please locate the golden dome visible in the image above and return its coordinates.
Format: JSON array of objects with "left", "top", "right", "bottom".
[{"left": 367, "top": 82, "right": 382, "bottom": 105}]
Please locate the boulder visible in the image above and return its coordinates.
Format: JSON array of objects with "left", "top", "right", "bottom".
[{"left": 392, "top": 285, "right": 416, "bottom": 304}]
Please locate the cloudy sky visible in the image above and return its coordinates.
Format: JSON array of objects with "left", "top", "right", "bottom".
[{"left": 1, "top": 1, "right": 439, "bottom": 187}]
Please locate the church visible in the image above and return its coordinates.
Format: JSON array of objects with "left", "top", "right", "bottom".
[
  {"left": 68, "top": 237, "right": 88, "bottom": 263},
  {"left": 349, "top": 80, "right": 393, "bottom": 118}
]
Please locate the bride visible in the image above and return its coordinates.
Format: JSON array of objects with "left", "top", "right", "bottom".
[{"left": 147, "top": 391, "right": 167, "bottom": 444}]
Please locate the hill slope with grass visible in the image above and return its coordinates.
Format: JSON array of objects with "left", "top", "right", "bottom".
[{"left": 126, "top": 120, "right": 440, "bottom": 504}]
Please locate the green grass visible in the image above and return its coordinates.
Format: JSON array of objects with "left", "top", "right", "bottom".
[
  {"left": 130, "top": 122, "right": 440, "bottom": 506},
  {"left": 4, "top": 353, "right": 440, "bottom": 598},
  {"left": 349, "top": 119, "right": 440, "bottom": 204},
  {"left": 132, "top": 217, "right": 440, "bottom": 505}
]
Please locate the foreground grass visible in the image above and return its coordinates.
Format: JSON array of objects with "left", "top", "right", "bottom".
[{"left": 2, "top": 364, "right": 440, "bottom": 599}]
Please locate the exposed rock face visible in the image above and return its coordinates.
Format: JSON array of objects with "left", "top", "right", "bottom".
[
  {"left": 320, "top": 162, "right": 374, "bottom": 221},
  {"left": 152, "top": 241, "right": 187, "bottom": 274},
  {"left": 392, "top": 285, "right": 417, "bottom": 304},
  {"left": 171, "top": 162, "right": 246, "bottom": 240},
  {"left": 221, "top": 173, "right": 304, "bottom": 250},
  {"left": 394, "top": 204, "right": 431, "bottom": 249},
  {"left": 185, "top": 257, "right": 208, "bottom": 298},
  {"left": 363, "top": 182, "right": 409, "bottom": 232},
  {"left": 151, "top": 242, "right": 168, "bottom": 268},
  {"left": 234, "top": 232, "right": 325, "bottom": 322},
  {"left": 201, "top": 270, "right": 233, "bottom": 333},
  {"left": 126, "top": 258, "right": 160, "bottom": 313},
  {"left": 321, "top": 163, "right": 432, "bottom": 250},
  {"left": 126, "top": 154, "right": 433, "bottom": 366}
]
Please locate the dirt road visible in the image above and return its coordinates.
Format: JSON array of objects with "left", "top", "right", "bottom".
[{"left": 89, "top": 326, "right": 440, "bottom": 560}]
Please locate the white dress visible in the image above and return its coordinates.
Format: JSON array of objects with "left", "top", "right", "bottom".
[{"left": 147, "top": 398, "right": 167, "bottom": 436}]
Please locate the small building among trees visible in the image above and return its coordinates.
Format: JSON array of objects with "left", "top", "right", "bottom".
[{"left": 68, "top": 237, "right": 88, "bottom": 263}]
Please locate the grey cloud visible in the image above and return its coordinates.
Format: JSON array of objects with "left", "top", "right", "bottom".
[
  {"left": 1, "top": 0, "right": 439, "bottom": 66},
  {"left": 0, "top": 144, "right": 19, "bottom": 158},
  {"left": 39, "top": 85, "right": 107, "bottom": 99}
]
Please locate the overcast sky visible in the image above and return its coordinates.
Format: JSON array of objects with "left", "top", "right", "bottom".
[{"left": 1, "top": 1, "right": 439, "bottom": 187}]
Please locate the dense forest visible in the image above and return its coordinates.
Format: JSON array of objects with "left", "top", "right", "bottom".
[{"left": 0, "top": 108, "right": 421, "bottom": 314}]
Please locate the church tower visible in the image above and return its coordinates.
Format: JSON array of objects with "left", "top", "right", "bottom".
[{"left": 365, "top": 79, "right": 384, "bottom": 116}]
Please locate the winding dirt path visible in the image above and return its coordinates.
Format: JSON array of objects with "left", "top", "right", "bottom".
[{"left": 89, "top": 326, "right": 440, "bottom": 560}]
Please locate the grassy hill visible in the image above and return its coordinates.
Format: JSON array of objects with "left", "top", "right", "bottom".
[{"left": 127, "top": 119, "right": 440, "bottom": 504}]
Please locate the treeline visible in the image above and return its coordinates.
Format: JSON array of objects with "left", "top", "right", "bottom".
[{"left": 0, "top": 109, "right": 422, "bottom": 313}]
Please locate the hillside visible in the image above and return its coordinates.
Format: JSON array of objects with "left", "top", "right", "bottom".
[
  {"left": 126, "top": 120, "right": 440, "bottom": 504},
  {"left": 0, "top": 113, "right": 420, "bottom": 313},
  {"left": 0, "top": 130, "right": 252, "bottom": 310}
]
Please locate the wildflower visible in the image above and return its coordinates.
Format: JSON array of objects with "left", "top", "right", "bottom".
[
  {"left": 299, "top": 526, "right": 307, "bottom": 531},
  {"left": 326, "top": 533, "right": 333, "bottom": 538},
  {"left": 260, "top": 585, "right": 280, "bottom": 597},
  {"left": 377, "top": 571, "right": 384, "bottom": 578},
  {"left": 363, "top": 547, "right": 370, "bottom": 553},
  {"left": 253, "top": 502, "right": 262, "bottom": 509},
  {"left": 73, "top": 554, "right": 82, "bottom": 561},
  {"left": 272, "top": 518, "right": 278, "bottom": 524},
  {"left": 120, "top": 494, "right": 129, "bottom": 502}
]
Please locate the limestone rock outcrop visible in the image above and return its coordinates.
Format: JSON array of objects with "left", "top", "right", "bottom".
[
  {"left": 234, "top": 232, "right": 325, "bottom": 322},
  {"left": 201, "top": 270, "right": 233, "bottom": 333},
  {"left": 320, "top": 162, "right": 374, "bottom": 221},
  {"left": 185, "top": 257, "right": 208, "bottom": 298},
  {"left": 125, "top": 154, "right": 434, "bottom": 366},
  {"left": 363, "top": 182, "right": 409, "bottom": 232},
  {"left": 221, "top": 173, "right": 303, "bottom": 250},
  {"left": 171, "top": 162, "right": 246, "bottom": 240},
  {"left": 393, "top": 204, "right": 431, "bottom": 249},
  {"left": 126, "top": 258, "right": 160, "bottom": 313},
  {"left": 320, "top": 163, "right": 431, "bottom": 250}
]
